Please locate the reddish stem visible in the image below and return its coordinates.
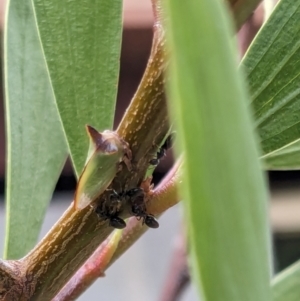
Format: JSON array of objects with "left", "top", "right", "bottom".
[
  {"left": 159, "top": 232, "right": 190, "bottom": 301},
  {"left": 54, "top": 160, "right": 182, "bottom": 301}
]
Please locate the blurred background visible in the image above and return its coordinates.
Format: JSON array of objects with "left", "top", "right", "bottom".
[{"left": 0, "top": 0, "right": 299, "bottom": 300}]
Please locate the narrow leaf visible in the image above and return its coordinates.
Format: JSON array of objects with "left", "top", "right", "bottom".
[
  {"left": 272, "top": 260, "right": 300, "bottom": 301},
  {"left": 32, "top": 0, "right": 123, "bottom": 176},
  {"left": 165, "top": 1, "right": 271, "bottom": 301},
  {"left": 262, "top": 139, "right": 300, "bottom": 169},
  {"left": 4, "top": 0, "right": 68, "bottom": 259},
  {"left": 242, "top": 0, "right": 300, "bottom": 169}
]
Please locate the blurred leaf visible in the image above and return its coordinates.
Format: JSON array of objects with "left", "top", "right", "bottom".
[
  {"left": 262, "top": 139, "right": 300, "bottom": 169},
  {"left": 32, "top": 0, "right": 123, "bottom": 176},
  {"left": 165, "top": 1, "right": 271, "bottom": 301},
  {"left": 272, "top": 260, "right": 300, "bottom": 301},
  {"left": 242, "top": 0, "right": 300, "bottom": 169},
  {"left": 4, "top": 0, "right": 68, "bottom": 259}
]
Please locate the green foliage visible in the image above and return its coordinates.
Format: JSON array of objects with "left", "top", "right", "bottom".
[
  {"left": 242, "top": 0, "right": 300, "bottom": 296},
  {"left": 3, "top": 0, "right": 300, "bottom": 299},
  {"left": 165, "top": 0, "right": 271, "bottom": 300},
  {"left": 4, "top": 0, "right": 68, "bottom": 259},
  {"left": 242, "top": 0, "right": 300, "bottom": 169},
  {"left": 272, "top": 260, "right": 300, "bottom": 301},
  {"left": 31, "top": 0, "right": 123, "bottom": 175},
  {"left": 262, "top": 140, "right": 300, "bottom": 170},
  {"left": 4, "top": 0, "right": 122, "bottom": 259}
]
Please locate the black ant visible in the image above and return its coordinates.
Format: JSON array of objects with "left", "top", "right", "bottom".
[
  {"left": 95, "top": 190, "right": 126, "bottom": 229},
  {"left": 149, "top": 133, "right": 175, "bottom": 166},
  {"left": 126, "top": 188, "right": 159, "bottom": 228},
  {"left": 95, "top": 188, "right": 159, "bottom": 229}
]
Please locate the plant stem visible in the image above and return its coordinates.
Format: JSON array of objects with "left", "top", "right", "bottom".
[
  {"left": 0, "top": 0, "right": 263, "bottom": 299},
  {"left": 53, "top": 160, "right": 182, "bottom": 301},
  {"left": 0, "top": 260, "right": 23, "bottom": 300},
  {"left": 109, "top": 159, "right": 182, "bottom": 266},
  {"left": 229, "top": 0, "right": 262, "bottom": 29},
  {"left": 159, "top": 232, "right": 189, "bottom": 301},
  {"left": 52, "top": 231, "right": 122, "bottom": 301},
  {"left": 151, "top": 0, "right": 262, "bottom": 30},
  {"left": 116, "top": 23, "right": 169, "bottom": 189},
  {"left": 9, "top": 18, "right": 169, "bottom": 301}
]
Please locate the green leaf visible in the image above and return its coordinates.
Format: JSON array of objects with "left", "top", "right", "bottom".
[
  {"left": 165, "top": 1, "right": 271, "bottom": 301},
  {"left": 262, "top": 139, "right": 300, "bottom": 169},
  {"left": 272, "top": 260, "right": 300, "bottom": 301},
  {"left": 242, "top": 0, "right": 300, "bottom": 169},
  {"left": 32, "top": 0, "right": 123, "bottom": 176},
  {"left": 4, "top": 0, "right": 68, "bottom": 259}
]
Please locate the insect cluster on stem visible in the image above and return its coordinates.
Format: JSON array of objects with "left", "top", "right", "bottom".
[
  {"left": 95, "top": 187, "right": 159, "bottom": 229},
  {"left": 73, "top": 125, "right": 166, "bottom": 230}
]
